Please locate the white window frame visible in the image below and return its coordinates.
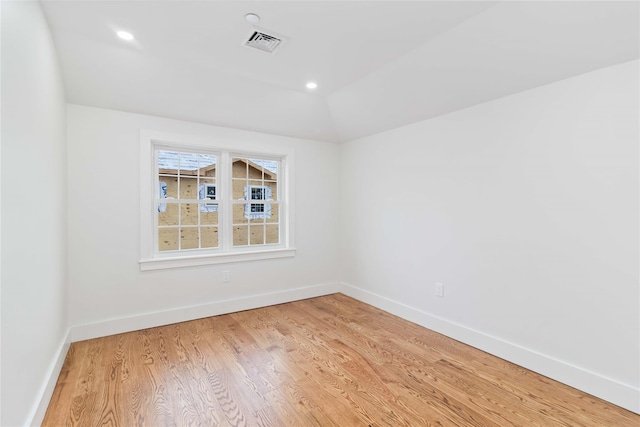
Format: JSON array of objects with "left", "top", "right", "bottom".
[{"left": 139, "top": 130, "right": 295, "bottom": 271}]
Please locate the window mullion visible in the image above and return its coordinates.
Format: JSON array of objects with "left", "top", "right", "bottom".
[
  {"left": 177, "top": 162, "right": 182, "bottom": 251},
  {"left": 279, "top": 156, "right": 286, "bottom": 247},
  {"left": 197, "top": 161, "right": 201, "bottom": 249},
  {"left": 221, "top": 151, "right": 232, "bottom": 252},
  {"left": 153, "top": 149, "right": 160, "bottom": 254}
]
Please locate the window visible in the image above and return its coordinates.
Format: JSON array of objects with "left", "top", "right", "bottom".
[
  {"left": 232, "top": 157, "right": 279, "bottom": 246},
  {"left": 199, "top": 184, "right": 218, "bottom": 212},
  {"left": 139, "top": 130, "right": 295, "bottom": 270},
  {"left": 205, "top": 184, "right": 216, "bottom": 199},
  {"left": 246, "top": 185, "right": 271, "bottom": 219},
  {"left": 156, "top": 150, "right": 219, "bottom": 251}
]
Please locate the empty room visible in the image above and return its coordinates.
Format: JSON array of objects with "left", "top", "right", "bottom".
[{"left": 2, "top": 1, "right": 639, "bottom": 426}]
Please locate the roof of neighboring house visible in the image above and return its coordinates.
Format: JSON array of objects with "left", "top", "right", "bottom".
[{"left": 158, "top": 151, "right": 277, "bottom": 178}]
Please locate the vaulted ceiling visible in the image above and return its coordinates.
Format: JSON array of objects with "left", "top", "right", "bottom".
[{"left": 41, "top": 1, "right": 639, "bottom": 143}]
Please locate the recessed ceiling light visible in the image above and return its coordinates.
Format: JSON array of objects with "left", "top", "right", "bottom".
[
  {"left": 245, "top": 13, "right": 260, "bottom": 24},
  {"left": 116, "top": 31, "right": 134, "bottom": 41},
  {"left": 306, "top": 82, "right": 318, "bottom": 90}
]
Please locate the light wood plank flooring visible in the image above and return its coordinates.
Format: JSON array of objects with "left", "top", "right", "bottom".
[{"left": 43, "top": 294, "right": 638, "bottom": 426}]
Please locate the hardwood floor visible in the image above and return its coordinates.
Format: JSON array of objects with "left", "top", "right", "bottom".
[{"left": 43, "top": 294, "right": 638, "bottom": 426}]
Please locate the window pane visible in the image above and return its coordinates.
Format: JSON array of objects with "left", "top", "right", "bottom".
[
  {"left": 266, "top": 203, "right": 279, "bottom": 223},
  {"left": 232, "top": 158, "right": 248, "bottom": 178},
  {"left": 247, "top": 163, "right": 263, "bottom": 180},
  {"left": 198, "top": 154, "right": 216, "bottom": 178},
  {"left": 201, "top": 227, "right": 218, "bottom": 248},
  {"left": 233, "top": 226, "right": 248, "bottom": 246},
  {"left": 198, "top": 180, "right": 219, "bottom": 220},
  {"left": 233, "top": 203, "right": 247, "bottom": 224},
  {"left": 158, "top": 203, "right": 178, "bottom": 226},
  {"left": 181, "top": 203, "right": 199, "bottom": 225},
  {"left": 158, "top": 150, "right": 179, "bottom": 175},
  {"left": 232, "top": 179, "right": 246, "bottom": 199},
  {"left": 248, "top": 204, "right": 266, "bottom": 224},
  {"left": 158, "top": 228, "right": 178, "bottom": 251},
  {"left": 249, "top": 158, "right": 279, "bottom": 179},
  {"left": 265, "top": 159, "right": 279, "bottom": 177},
  {"left": 177, "top": 152, "right": 200, "bottom": 172},
  {"left": 200, "top": 209, "right": 218, "bottom": 225},
  {"left": 159, "top": 177, "right": 178, "bottom": 198},
  {"left": 180, "top": 227, "right": 199, "bottom": 250},
  {"left": 250, "top": 225, "right": 265, "bottom": 245},
  {"left": 181, "top": 177, "right": 198, "bottom": 199},
  {"left": 250, "top": 186, "right": 265, "bottom": 200},
  {"left": 247, "top": 181, "right": 277, "bottom": 201},
  {"left": 266, "top": 224, "right": 279, "bottom": 244},
  {"left": 264, "top": 181, "right": 277, "bottom": 200},
  {"left": 201, "top": 183, "right": 216, "bottom": 200}
]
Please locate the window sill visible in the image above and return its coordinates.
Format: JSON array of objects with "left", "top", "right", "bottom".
[{"left": 139, "top": 248, "right": 296, "bottom": 271}]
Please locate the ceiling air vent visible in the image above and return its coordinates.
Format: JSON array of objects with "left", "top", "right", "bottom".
[{"left": 243, "top": 29, "right": 287, "bottom": 54}]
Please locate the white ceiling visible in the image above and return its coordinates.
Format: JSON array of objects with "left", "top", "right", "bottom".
[{"left": 41, "top": 1, "right": 639, "bottom": 143}]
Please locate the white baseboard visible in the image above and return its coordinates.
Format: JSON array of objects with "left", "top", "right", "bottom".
[
  {"left": 28, "top": 328, "right": 71, "bottom": 427},
  {"left": 339, "top": 282, "right": 640, "bottom": 415},
  {"left": 69, "top": 282, "right": 340, "bottom": 342},
  {"left": 34, "top": 281, "right": 638, "bottom": 425},
  {"left": 31, "top": 283, "right": 338, "bottom": 426}
]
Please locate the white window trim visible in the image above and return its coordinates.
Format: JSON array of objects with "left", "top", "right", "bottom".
[{"left": 139, "top": 130, "right": 296, "bottom": 271}]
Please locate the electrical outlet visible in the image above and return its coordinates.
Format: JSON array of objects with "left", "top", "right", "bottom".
[
  {"left": 435, "top": 283, "right": 444, "bottom": 297},
  {"left": 222, "top": 270, "right": 230, "bottom": 283}
]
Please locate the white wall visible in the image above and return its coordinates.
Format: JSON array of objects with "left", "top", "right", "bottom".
[
  {"left": 339, "top": 60, "right": 639, "bottom": 411},
  {"left": 1, "top": 2, "right": 69, "bottom": 426},
  {"left": 3, "top": 6, "right": 635, "bottom": 419},
  {"left": 66, "top": 105, "right": 340, "bottom": 337}
]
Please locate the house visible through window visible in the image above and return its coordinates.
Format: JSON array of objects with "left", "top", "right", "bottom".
[
  {"left": 154, "top": 148, "right": 282, "bottom": 252},
  {"left": 245, "top": 185, "right": 272, "bottom": 219},
  {"left": 206, "top": 184, "right": 216, "bottom": 199},
  {"left": 232, "top": 157, "right": 279, "bottom": 246},
  {"left": 157, "top": 150, "right": 219, "bottom": 251},
  {"left": 140, "top": 131, "right": 294, "bottom": 270},
  {"left": 199, "top": 183, "right": 218, "bottom": 213}
]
